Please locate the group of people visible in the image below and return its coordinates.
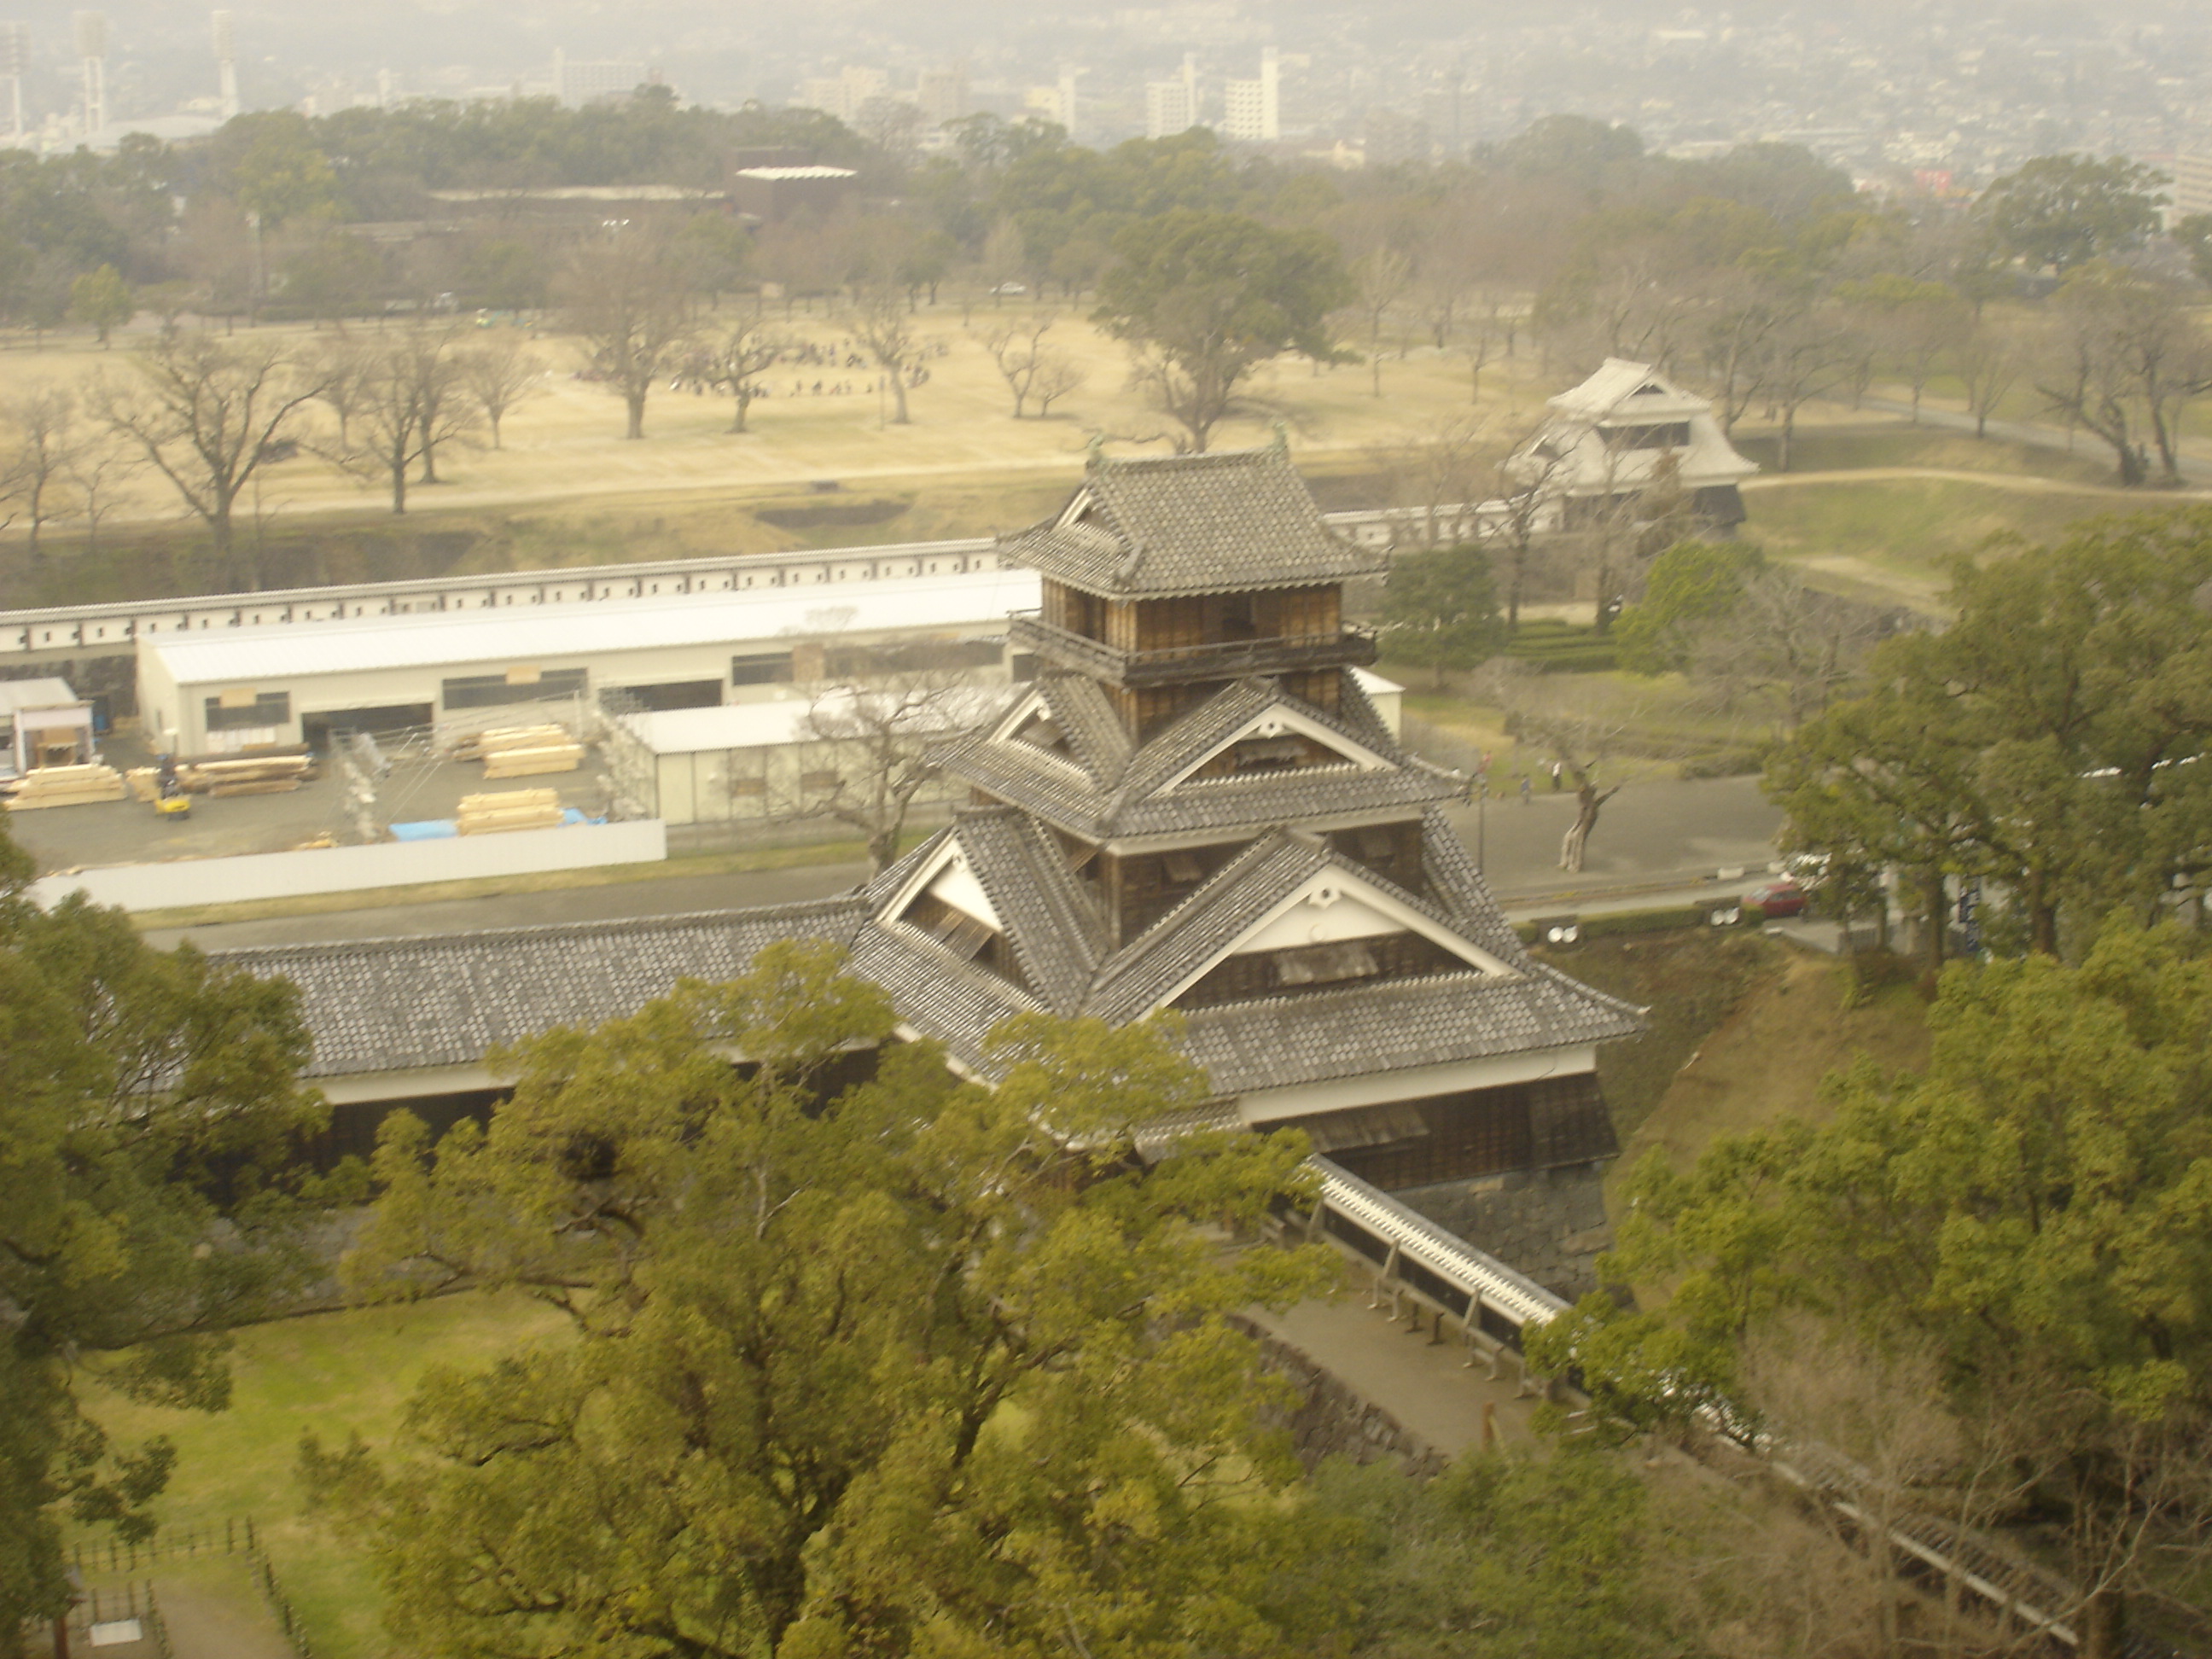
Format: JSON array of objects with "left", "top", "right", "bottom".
[{"left": 1473, "top": 751, "right": 1573, "bottom": 804}]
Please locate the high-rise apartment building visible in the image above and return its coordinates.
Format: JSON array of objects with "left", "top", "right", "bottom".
[
  {"left": 1222, "top": 48, "right": 1278, "bottom": 142},
  {"left": 916, "top": 64, "right": 969, "bottom": 127},
  {"left": 1144, "top": 54, "right": 1199, "bottom": 140},
  {"left": 553, "top": 50, "right": 648, "bottom": 106},
  {"left": 795, "top": 65, "right": 889, "bottom": 125}
]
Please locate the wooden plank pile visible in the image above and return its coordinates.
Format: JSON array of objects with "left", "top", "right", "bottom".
[
  {"left": 457, "top": 789, "right": 565, "bottom": 835},
  {"left": 182, "top": 754, "right": 316, "bottom": 796},
  {"left": 7, "top": 763, "right": 127, "bottom": 810},
  {"left": 452, "top": 724, "right": 586, "bottom": 780}
]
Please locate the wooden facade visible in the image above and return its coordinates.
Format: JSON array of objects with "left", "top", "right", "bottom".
[{"left": 1311, "top": 1074, "right": 1614, "bottom": 1190}]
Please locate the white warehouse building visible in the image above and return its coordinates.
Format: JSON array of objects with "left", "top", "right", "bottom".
[{"left": 137, "top": 570, "right": 1042, "bottom": 757}]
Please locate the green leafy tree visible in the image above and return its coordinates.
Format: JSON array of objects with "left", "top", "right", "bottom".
[
  {"left": 1545, "top": 923, "right": 2212, "bottom": 1658},
  {"left": 1767, "top": 512, "right": 2212, "bottom": 960},
  {"left": 1318, "top": 1445, "right": 1700, "bottom": 1659},
  {"left": 1976, "top": 154, "right": 2168, "bottom": 275},
  {"left": 306, "top": 941, "right": 1342, "bottom": 1659},
  {"left": 1379, "top": 540, "right": 1505, "bottom": 688},
  {"left": 1615, "top": 541, "right": 1765, "bottom": 676},
  {"left": 2174, "top": 212, "right": 2212, "bottom": 289},
  {"left": 66, "top": 264, "right": 132, "bottom": 346},
  {"left": 0, "top": 824, "right": 325, "bottom": 1647},
  {"left": 1093, "top": 209, "right": 1351, "bottom": 451},
  {"left": 226, "top": 114, "right": 341, "bottom": 230}
]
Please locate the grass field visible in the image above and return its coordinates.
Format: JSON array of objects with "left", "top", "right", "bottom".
[
  {"left": 75, "top": 1292, "right": 573, "bottom": 1659},
  {"left": 0, "top": 302, "right": 1542, "bottom": 605}
]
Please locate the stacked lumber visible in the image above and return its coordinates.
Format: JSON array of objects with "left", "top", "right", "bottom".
[
  {"left": 484, "top": 740, "right": 585, "bottom": 779},
  {"left": 7, "top": 763, "right": 126, "bottom": 810},
  {"left": 125, "top": 767, "right": 160, "bottom": 803},
  {"left": 451, "top": 724, "right": 570, "bottom": 762},
  {"left": 457, "top": 788, "right": 564, "bottom": 835},
  {"left": 187, "top": 754, "right": 315, "bottom": 796}
]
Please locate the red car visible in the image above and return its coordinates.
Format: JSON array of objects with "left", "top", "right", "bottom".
[{"left": 1743, "top": 880, "right": 1809, "bottom": 918}]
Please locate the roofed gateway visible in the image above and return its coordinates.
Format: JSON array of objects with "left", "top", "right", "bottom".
[{"left": 218, "top": 445, "right": 1641, "bottom": 1293}]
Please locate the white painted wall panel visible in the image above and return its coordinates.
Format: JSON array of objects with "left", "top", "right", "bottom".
[{"left": 31, "top": 819, "right": 668, "bottom": 912}]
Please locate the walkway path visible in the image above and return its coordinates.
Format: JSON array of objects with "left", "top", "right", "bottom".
[{"left": 1247, "top": 1292, "right": 1543, "bottom": 1459}]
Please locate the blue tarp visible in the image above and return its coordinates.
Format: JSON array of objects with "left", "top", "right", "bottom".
[{"left": 389, "top": 819, "right": 458, "bottom": 841}]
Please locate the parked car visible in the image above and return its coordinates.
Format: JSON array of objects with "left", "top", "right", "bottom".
[{"left": 1743, "top": 879, "right": 1808, "bottom": 918}]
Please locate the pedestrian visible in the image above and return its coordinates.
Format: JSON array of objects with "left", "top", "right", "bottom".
[
  {"left": 1550, "top": 760, "right": 1563, "bottom": 792},
  {"left": 1520, "top": 775, "right": 1532, "bottom": 806}
]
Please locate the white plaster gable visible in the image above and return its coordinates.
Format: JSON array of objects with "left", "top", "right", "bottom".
[
  {"left": 1160, "top": 702, "right": 1394, "bottom": 791},
  {"left": 882, "top": 834, "right": 1004, "bottom": 930},
  {"left": 1147, "top": 863, "right": 1512, "bottom": 1011}
]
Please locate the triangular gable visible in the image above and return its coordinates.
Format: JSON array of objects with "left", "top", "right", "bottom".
[
  {"left": 881, "top": 833, "right": 1003, "bottom": 933},
  {"left": 1156, "top": 701, "right": 1396, "bottom": 792},
  {"left": 977, "top": 684, "right": 1097, "bottom": 778},
  {"left": 1147, "top": 861, "right": 1512, "bottom": 1012}
]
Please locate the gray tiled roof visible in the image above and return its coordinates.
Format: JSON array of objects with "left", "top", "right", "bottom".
[
  {"left": 946, "top": 806, "right": 1107, "bottom": 1010},
  {"left": 944, "top": 675, "right": 1462, "bottom": 842},
  {"left": 998, "top": 445, "right": 1389, "bottom": 598},
  {"left": 1179, "top": 971, "right": 1642, "bottom": 1097},
  {"left": 214, "top": 899, "right": 869, "bottom": 1080}
]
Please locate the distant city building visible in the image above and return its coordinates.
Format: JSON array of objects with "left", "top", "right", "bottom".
[
  {"left": 915, "top": 64, "right": 969, "bottom": 127},
  {"left": 1144, "top": 54, "right": 1199, "bottom": 140},
  {"left": 2171, "top": 152, "right": 2212, "bottom": 220},
  {"left": 1363, "top": 107, "right": 1429, "bottom": 166},
  {"left": 1221, "top": 47, "right": 1278, "bottom": 142},
  {"left": 795, "top": 66, "right": 888, "bottom": 125},
  {"left": 553, "top": 50, "right": 647, "bottom": 107}
]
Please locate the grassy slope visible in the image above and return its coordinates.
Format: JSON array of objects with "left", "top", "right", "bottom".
[{"left": 77, "top": 1293, "right": 573, "bottom": 1659}]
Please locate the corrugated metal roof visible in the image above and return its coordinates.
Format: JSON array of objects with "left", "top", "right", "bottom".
[
  {"left": 627, "top": 684, "right": 1010, "bottom": 755},
  {"left": 143, "top": 571, "right": 1042, "bottom": 686}
]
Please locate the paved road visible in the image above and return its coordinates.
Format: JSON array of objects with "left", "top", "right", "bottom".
[{"left": 148, "top": 774, "right": 1784, "bottom": 952}]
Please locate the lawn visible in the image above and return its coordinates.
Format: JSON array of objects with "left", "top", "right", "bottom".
[
  {"left": 74, "top": 1291, "right": 574, "bottom": 1659},
  {"left": 1740, "top": 474, "right": 2163, "bottom": 610}
]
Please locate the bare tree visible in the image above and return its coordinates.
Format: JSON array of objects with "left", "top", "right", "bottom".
[
  {"left": 348, "top": 327, "right": 479, "bottom": 514},
  {"left": 1389, "top": 413, "right": 1496, "bottom": 549},
  {"left": 1953, "top": 322, "right": 2024, "bottom": 439},
  {"left": 1027, "top": 349, "right": 1086, "bottom": 417},
  {"left": 1755, "top": 303, "right": 1865, "bottom": 473},
  {"left": 310, "top": 338, "right": 372, "bottom": 449},
  {"left": 1346, "top": 245, "right": 1413, "bottom": 398},
  {"left": 95, "top": 332, "right": 329, "bottom": 589},
  {"left": 981, "top": 313, "right": 1084, "bottom": 418},
  {"left": 0, "top": 390, "right": 83, "bottom": 562},
  {"left": 799, "top": 672, "right": 998, "bottom": 873},
  {"left": 847, "top": 274, "right": 919, "bottom": 426},
  {"left": 65, "top": 433, "right": 137, "bottom": 559},
  {"left": 700, "top": 311, "right": 787, "bottom": 434},
  {"left": 1689, "top": 569, "right": 1889, "bottom": 733},
  {"left": 457, "top": 332, "right": 542, "bottom": 449},
  {"left": 558, "top": 228, "right": 699, "bottom": 439},
  {"left": 1483, "top": 661, "right": 1641, "bottom": 873}
]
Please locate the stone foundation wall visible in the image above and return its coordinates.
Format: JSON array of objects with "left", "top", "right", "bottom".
[
  {"left": 1231, "top": 1315, "right": 1446, "bottom": 1478},
  {"left": 1388, "top": 1161, "right": 1613, "bottom": 1301}
]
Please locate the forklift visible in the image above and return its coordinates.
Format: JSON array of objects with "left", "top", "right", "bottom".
[{"left": 152, "top": 754, "right": 191, "bottom": 820}]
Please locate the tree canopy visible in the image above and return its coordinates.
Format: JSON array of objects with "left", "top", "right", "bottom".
[
  {"left": 1766, "top": 511, "right": 2212, "bottom": 962},
  {"left": 0, "top": 824, "right": 324, "bottom": 1642},
  {"left": 1976, "top": 153, "right": 2169, "bottom": 275},
  {"left": 1092, "top": 209, "right": 1350, "bottom": 451},
  {"left": 1378, "top": 540, "right": 1505, "bottom": 686},
  {"left": 1538, "top": 922, "right": 2212, "bottom": 1656},
  {"left": 307, "top": 940, "right": 1342, "bottom": 1659}
]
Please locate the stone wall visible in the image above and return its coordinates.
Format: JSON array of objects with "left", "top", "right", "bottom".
[
  {"left": 1231, "top": 1315, "right": 1447, "bottom": 1479},
  {"left": 1388, "top": 1161, "right": 1613, "bottom": 1301}
]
